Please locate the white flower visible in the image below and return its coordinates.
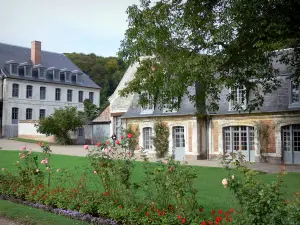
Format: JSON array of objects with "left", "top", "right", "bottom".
[
  {"left": 1, "top": 168, "right": 4, "bottom": 171},
  {"left": 56, "top": 169, "right": 60, "bottom": 172},
  {"left": 36, "top": 169, "right": 40, "bottom": 172},
  {"left": 46, "top": 167, "right": 50, "bottom": 170},
  {"left": 93, "top": 170, "right": 97, "bottom": 174},
  {"left": 231, "top": 175, "right": 235, "bottom": 180},
  {"left": 222, "top": 178, "right": 228, "bottom": 188}
]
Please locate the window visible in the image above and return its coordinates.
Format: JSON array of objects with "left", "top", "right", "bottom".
[
  {"left": 66, "top": 72, "right": 71, "bottom": 82},
  {"left": 114, "top": 117, "right": 122, "bottom": 138},
  {"left": 26, "top": 108, "right": 33, "bottom": 120},
  {"left": 67, "top": 89, "right": 73, "bottom": 102},
  {"left": 55, "top": 88, "right": 61, "bottom": 101},
  {"left": 11, "top": 64, "right": 18, "bottom": 74},
  {"left": 12, "top": 83, "right": 19, "bottom": 97},
  {"left": 140, "top": 92, "right": 154, "bottom": 114},
  {"left": 40, "top": 87, "right": 46, "bottom": 100},
  {"left": 25, "top": 66, "right": 31, "bottom": 76},
  {"left": 12, "top": 108, "right": 19, "bottom": 124},
  {"left": 223, "top": 126, "right": 254, "bottom": 153},
  {"left": 143, "top": 127, "right": 153, "bottom": 150},
  {"left": 291, "top": 80, "right": 300, "bottom": 103},
  {"left": 78, "top": 91, "right": 84, "bottom": 102},
  {"left": 54, "top": 70, "right": 59, "bottom": 80},
  {"left": 173, "top": 126, "right": 185, "bottom": 148},
  {"left": 163, "top": 98, "right": 178, "bottom": 113},
  {"left": 39, "top": 109, "right": 46, "bottom": 119},
  {"left": 39, "top": 68, "right": 45, "bottom": 78},
  {"left": 89, "top": 92, "right": 94, "bottom": 103},
  {"left": 229, "top": 86, "right": 246, "bottom": 110},
  {"left": 26, "top": 85, "right": 33, "bottom": 99}
]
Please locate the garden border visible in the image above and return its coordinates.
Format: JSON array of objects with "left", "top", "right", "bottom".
[{"left": 0, "top": 195, "right": 120, "bottom": 225}]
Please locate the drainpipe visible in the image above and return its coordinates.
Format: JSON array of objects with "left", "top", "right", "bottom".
[
  {"left": 205, "top": 115, "right": 211, "bottom": 160},
  {"left": 0, "top": 72, "right": 4, "bottom": 138}
]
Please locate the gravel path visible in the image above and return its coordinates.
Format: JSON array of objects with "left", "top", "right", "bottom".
[{"left": 0, "top": 217, "right": 21, "bottom": 225}]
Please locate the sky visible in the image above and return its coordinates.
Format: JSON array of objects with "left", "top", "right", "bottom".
[{"left": 0, "top": 0, "right": 140, "bottom": 57}]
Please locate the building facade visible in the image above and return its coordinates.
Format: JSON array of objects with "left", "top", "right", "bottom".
[
  {"left": 94, "top": 56, "right": 300, "bottom": 164},
  {"left": 0, "top": 41, "right": 100, "bottom": 140}
]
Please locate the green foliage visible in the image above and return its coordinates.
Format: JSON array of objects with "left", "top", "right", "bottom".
[
  {"left": 65, "top": 53, "right": 126, "bottom": 109},
  {"left": 153, "top": 119, "right": 169, "bottom": 158},
  {"left": 35, "top": 106, "right": 84, "bottom": 145},
  {"left": 78, "top": 99, "right": 99, "bottom": 123},
  {"left": 119, "top": 0, "right": 300, "bottom": 114}
]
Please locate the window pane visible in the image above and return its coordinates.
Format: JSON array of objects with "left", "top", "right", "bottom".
[
  {"left": 67, "top": 89, "right": 72, "bottom": 102},
  {"left": 282, "top": 126, "right": 291, "bottom": 152},
  {"left": 12, "top": 65, "right": 18, "bottom": 74},
  {"left": 40, "top": 87, "right": 46, "bottom": 100},
  {"left": 12, "top": 84, "right": 19, "bottom": 97},
  {"left": 55, "top": 88, "right": 61, "bottom": 101},
  {"left": 78, "top": 91, "right": 83, "bottom": 102},
  {"left": 89, "top": 92, "right": 94, "bottom": 103},
  {"left": 25, "top": 66, "right": 31, "bottom": 76},
  {"left": 26, "top": 108, "right": 32, "bottom": 120},
  {"left": 143, "top": 127, "right": 152, "bottom": 150},
  {"left": 26, "top": 85, "right": 32, "bottom": 98},
  {"left": 39, "top": 109, "right": 46, "bottom": 119}
]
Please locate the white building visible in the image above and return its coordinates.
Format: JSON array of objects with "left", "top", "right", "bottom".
[{"left": 0, "top": 41, "right": 100, "bottom": 141}]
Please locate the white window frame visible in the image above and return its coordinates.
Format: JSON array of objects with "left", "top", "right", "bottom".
[
  {"left": 12, "top": 83, "right": 19, "bottom": 97},
  {"left": 39, "top": 67, "right": 45, "bottom": 79},
  {"left": 40, "top": 86, "right": 46, "bottom": 100},
  {"left": 53, "top": 70, "right": 60, "bottom": 81},
  {"left": 24, "top": 66, "right": 32, "bottom": 77},
  {"left": 10, "top": 64, "right": 18, "bottom": 75},
  {"left": 229, "top": 86, "right": 247, "bottom": 111},
  {"left": 143, "top": 127, "right": 153, "bottom": 150},
  {"left": 140, "top": 92, "right": 154, "bottom": 114}
]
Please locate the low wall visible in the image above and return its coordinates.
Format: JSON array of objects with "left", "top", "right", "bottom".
[{"left": 18, "top": 121, "right": 55, "bottom": 142}]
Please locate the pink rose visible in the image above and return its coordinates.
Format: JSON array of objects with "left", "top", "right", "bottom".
[
  {"left": 1, "top": 168, "right": 4, "bottom": 171},
  {"left": 163, "top": 160, "right": 168, "bottom": 164},
  {"left": 92, "top": 141, "right": 94, "bottom": 145},
  {"left": 41, "top": 158, "right": 48, "bottom": 165},
  {"left": 222, "top": 178, "right": 228, "bottom": 188},
  {"left": 84, "top": 145, "right": 89, "bottom": 150},
  {"left": 20, "top": 154, "right": 25, "bottom": 159},
  {"left": 20, "top": 145, "right": 26, "bottom": 151},
  {"left": 104, "top": 149, "right": 109, "bottom": 153},
  {"left": 93, "top": 170, "right": 97, "bottom": 174}
]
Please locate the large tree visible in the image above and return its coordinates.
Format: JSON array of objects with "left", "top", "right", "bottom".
[{"left": 119, "top": 0, "right": 300, "bottom": 113}]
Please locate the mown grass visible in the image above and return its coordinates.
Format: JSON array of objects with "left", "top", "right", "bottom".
[
  {"left": 0, "top": 200, "right": 89, "bottom": 225},
  {"left": 1, "top": 150, "right": 300, "bottom": 211}
]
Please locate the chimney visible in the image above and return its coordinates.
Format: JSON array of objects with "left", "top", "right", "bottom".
[{"left": 31, "top": 41, "right": 41, "bottom": 65}]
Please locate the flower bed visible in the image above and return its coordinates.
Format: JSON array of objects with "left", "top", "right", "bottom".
[{"left": 1, "top": 134, "right": 299, "bottom": 225}]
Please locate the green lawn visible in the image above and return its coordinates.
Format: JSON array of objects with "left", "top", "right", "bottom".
[
  {"left": 0, "top": 200, "right": 89, "bottom": 225},
  {"left": 1, "top": 150, "right": 300, "bottom": 211}
]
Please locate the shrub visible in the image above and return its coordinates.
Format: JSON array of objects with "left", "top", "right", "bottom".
[
  {"left": 35, "top": 106, "right": 84, "bottom": 145},
  {"left": 152, "top": 119, "right": 170, "bottom": 158}
]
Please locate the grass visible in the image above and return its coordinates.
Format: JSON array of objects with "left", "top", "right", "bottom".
[
  {"left": 8, "top": 138, "right": 53, "bottom": 145},
  {"left": 1, "top": 150, "right": 300, "bottom": 211},
  {"left": 0, "top": 200, "right": 89, "bottom": 225}
]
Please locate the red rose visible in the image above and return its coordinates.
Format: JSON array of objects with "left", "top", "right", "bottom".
[
  {"left": 120, "top": 135, "right": 124, "bottom": 139},
  {"left": 39, "top": 141, "right": 43, "bottom": 147},
  {"left": 230, "top": 208, "right": 234, "bottom": 213},
  {"left": 215, "top": 216, "right": 222, "bottom": 222},
  {"left": 105, "top": 141, "right": 109, "bottom": 145},
  {"left": 145, "top": 211, "right": 150, "bottom": 217},
  {"left": 218, "top": 209, "right": 223, "bottom": 215},
  {"left": 97, "top": 142, "right": 101, "bottom": 147},
  {"left": 162, "top": 211, "right": 166, "bottom": 216},
  {"left": 199, "top": 208, "right": 203, "bottom": 212},
  {"left": 116, "top": 139, "right": 120, "bottom": 145},
  {"left": 201, "top": 222, "right": 206, "bottom": 225},
  {"left": 177, "top": 215, "right": 181, "bottom": 219},
  {"left": 119, "top": 205, "right": 123, "bottom": 209},
  {"left": 211, "top": 210, "right": 215, "bottom": 215},
  {"left": 181, "top": 218, "right": 186, "bottom": 224},
  {"left": 103, "top": 192, "right": 108, "bottom": 196},
  {"left": 127, "top": 133, "right": 133, "bottom": 138}
]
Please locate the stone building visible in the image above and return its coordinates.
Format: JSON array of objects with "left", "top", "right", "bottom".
[
  {"left": 0, "top": 41, "right": 100, "bottom": 142},
  {"left": 94, "top": 56, "right": 300, "bottom": 164}
]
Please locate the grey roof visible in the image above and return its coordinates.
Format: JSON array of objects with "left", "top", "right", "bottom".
[
  {"left": 0, "top": 42, "right": 100, "bottom": 89},
  {"left": 121, "top": 86, "right": 197, "bottom": 119}
]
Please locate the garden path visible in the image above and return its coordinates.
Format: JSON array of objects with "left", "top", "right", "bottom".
[{"left": 0, "top": 217, "right": 21, "bottom": 225}]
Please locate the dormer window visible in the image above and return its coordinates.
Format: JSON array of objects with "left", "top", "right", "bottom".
[
  {"left": 59, "top": 69, "right": 71, "bottom": 82},
  {"left": 229, "top": 85, "right": 247, "bottom": 111},
  {"left": 71, "top": 73, "right": 77, "bottom": 83},
  {"left": 60, "top": 71, "right": 65, "bottom": 82},
  {"left": 65, "top": 71, "right": 71, "bottom": 82},
  {"left": 77, "top": 73, "right": 83, "bottom": 84},
  {"left": 11, "top": 64, "right": 18, "bottom": 75},
  {"left": 140, "top": 92, "right": 154, "bottom": 114},
  {"left": 25, "top": 66, "right": 32, "bottom": 77},
  {"left": 53, "top": 70, "right": 59, "bottom": 81},
  {"left": 39, "top": 68, "right": 45, "bottom": 79}
]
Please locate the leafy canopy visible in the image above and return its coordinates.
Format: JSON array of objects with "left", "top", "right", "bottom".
[
  {"left": 119, "top": 0, "right": 300, "bottom": 113},
  {"left": 79, "top": 99, "right": 99, "bottom": 123},
  {"left": 35, "top": 106, "right": 84, "bottom": 145}
]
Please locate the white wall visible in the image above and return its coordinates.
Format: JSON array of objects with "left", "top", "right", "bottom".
[{"left": 2, "top": 78, "right": 100, "bottom": 128}]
